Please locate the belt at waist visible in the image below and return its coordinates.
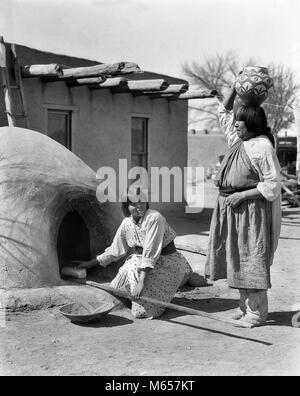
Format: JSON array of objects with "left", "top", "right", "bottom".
[
  {"left": 219, "top": 186, "right": 257, "bottom": 197},
  {"left": 134, "top": 240, "right": 177, "bottom": 256}
]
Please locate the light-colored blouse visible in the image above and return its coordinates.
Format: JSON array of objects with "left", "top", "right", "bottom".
[
  {"left": 218, "top": 103, "right": 282, "bottom": 260},
  {"left": 97, "top": 209, "right": 176, "bottom": 270}
]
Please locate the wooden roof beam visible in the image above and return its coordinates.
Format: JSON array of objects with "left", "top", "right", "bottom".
[
  {"left": 21, "top": 62, "right": 142, "bottom": 82},
  {"left": 128, "top": 79, "right": 168, "bottom": 91},
  {"left": 61, "top": 62, "right": 141, "bottom": 79},
  {"left": 139, "top": 90, "right": 216, "bottom": 100},
  {"left": 110, "top": 79, "right": 169, "bottom": 94},
  {"left": 67, "top": 76, "right": 107, "bottom": 87},
  {"left": 133, "top": 83, "right": 188, "bottom": 96},
  {"left": 167, "top": 90, "right": 217, "bottom": 100},
  {"left": 21, "top": 63, "right": 64, "bottom": 78},
  {"left": 88, "top": 77, "right": 128, "bottom": 90},
  {"left": 159, "top": 83, "right": 188, "bottom": 94}
]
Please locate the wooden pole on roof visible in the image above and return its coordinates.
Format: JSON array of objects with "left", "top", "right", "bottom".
[
  {"left": 168, "top": 90, "right": 217, "bottom": 100},
  {"left": 20, "top": 62, "right": 141, "bottom": 81},
  {"left": 135, "top": 89, "right": 216, "bottom": 100},
  {"left": 134, "top": 83, "right": 188, "bottom": 96},
  {"left": 61, "top": 62, "right": 141, "bottom": 79},
  {"left": 157, "top": 83, "right": 188, "bottom": 94},
  {"left": 21, "top": 64, "right": 64, "bottom": 78},
  {"left": 127, "top": 79, "right": 168, "bottom": 91},
  {"left": 66, "top": 76, "right": 107, "bottom": 87},
  {"left": 88, "top": 77, "right": 128, "bottom": 90},
  {"left": 0, "top": 36, "right": 16, "bottom": 126},
  {"left": 110, "top": 79, "right": 169, "bottom": 94}
]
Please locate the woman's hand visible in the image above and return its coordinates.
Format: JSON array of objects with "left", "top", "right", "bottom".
[
  {"left": 72, "top": 259, "right": 99, "bottom": 270},
  {"left": 235, "top": 68, "right": 244, "bottom": 80},
  {"left": 132, "top": 279, "right": 145, "bottom": 300},
  {"left": 132, "top": 268, "right": 149, "bottom": 299},
  {"left": 225, "top": 192, "right": 245, "bottom": 209}
]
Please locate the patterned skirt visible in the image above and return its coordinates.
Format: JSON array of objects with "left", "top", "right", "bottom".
[
  {"left": 111, "top": 251, "right": 192, "bottom": 318},
  {"left": 205, "top": 195, "right": 273, "bottom": 290}
]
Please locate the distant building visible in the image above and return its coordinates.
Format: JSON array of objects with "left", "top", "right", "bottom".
[
  {"left": 188, "top": 134, "right": 228, "bottom": 180},
  {"left": 277, "top": 136, "right": 297, "bottom": 174}
]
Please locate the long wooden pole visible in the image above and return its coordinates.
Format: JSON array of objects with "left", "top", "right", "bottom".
[
  {"left": 89, "top": 77, "right": 128, "bottom": 90},
  {"left": 134, "top": 83, "right": 188, "bottom": 97},
  {"left": 21, "top": 63, "right": 63, "bottom": 78},
  {"left": 175, "top": 243, "right": 207, "bottom": 256},
  {"left": 0, "top": 36, "right": 16, "bottom": 126},
  {"left": 127, "top": 79, "right": 168, "bottom": 91},
  {"left": 109, "top": 79, "right": 169, "bottom": 94},
  {"left": 160, "top": 83, "right": 189, "bottom": 94},
  {"left": 73, "top": 279, "right": 253, "bottom": 328},
  {"left": 21, "top": 62, "right": 142, "bottom": 81},
  {"left": 61, "top": 62, "right": 141, "bottom": 79},
  {"left": 11, "top": 44, "right": 29, "bottom": 129},
  {"left": 66, "top": 76, "right": 107, "bottom": 87},
  {"left": 168, "top": 90, "right": 216, "bottom": 100}
]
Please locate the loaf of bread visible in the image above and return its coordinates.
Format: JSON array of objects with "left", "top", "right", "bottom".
[{"left": 61, "top": 266, "right": 87, "bottom": 279}]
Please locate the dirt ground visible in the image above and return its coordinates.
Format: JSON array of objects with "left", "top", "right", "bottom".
[{"left": 1, "top": 181, "right": 300, "bottom": 376}]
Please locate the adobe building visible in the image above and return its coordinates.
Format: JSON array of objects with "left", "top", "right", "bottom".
[
  {"left": 0, "top": 38, "right": 213, "bottom": 288},
  {"left": 277, "top": 136, "right": 297, "bottom": 174}
]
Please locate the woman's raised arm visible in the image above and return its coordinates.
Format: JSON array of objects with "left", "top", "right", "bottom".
[
  {"left": 223, "top": 86, "right": 237, "bottom": 111},
  {"left": 218, "top": 86, "right": 238, "bottom": 147}
]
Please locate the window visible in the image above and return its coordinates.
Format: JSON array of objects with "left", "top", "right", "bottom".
[
  {"left": 131, "top": 117, "right": 148, "bottom": 170},
  {"left": 47, "top": 110, "right": 72, "bottom": 150}
]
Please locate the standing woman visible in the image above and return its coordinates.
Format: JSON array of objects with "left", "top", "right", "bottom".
[
  {"left": 75, "top": 189, "right": 192, "bottom": 319},
  {"left": 205, "top": 85, "right": 282, "bottom": 327}
]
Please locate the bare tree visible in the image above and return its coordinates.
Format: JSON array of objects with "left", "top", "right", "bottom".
[
  {"left": 183, "top": 52, "right": 299, "bottom": 142},
  {"left": 263, "top": 64, "right": 298, "bottom": 136},
  {"left": 183, "top": 51, "right": 239, "bottom": 92}
]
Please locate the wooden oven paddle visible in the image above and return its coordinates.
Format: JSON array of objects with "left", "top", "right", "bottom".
[{"left": 64, "top": 275, "right": 254, "bottom": 329}]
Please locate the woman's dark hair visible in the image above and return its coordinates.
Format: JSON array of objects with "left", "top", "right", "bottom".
[
  {"left": 121, "top": 187, "right": 149, "bottom": 217},
  {"left": 234, "top": 105, "right": 275, "bottom": 147},
  {"left": 121, "top": 200, "right": 149, "bottom": 217}
]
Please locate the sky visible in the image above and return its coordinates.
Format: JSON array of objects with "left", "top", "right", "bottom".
[{"left": 1, "top": 0, "right": 300, "bottom": 82}]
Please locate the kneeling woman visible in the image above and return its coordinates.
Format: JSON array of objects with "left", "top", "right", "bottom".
[{"left": 75, "top": 191, "right": 192, "bottom": 319}]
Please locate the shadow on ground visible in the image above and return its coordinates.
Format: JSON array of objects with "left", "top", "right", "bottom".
[
  {"left": 163, "top": 298, "right": 297, "bottom": 328},
  {"left": 162, "top": 297, "right": 240, "bottom": 320},
  {"left": 72, "top": 313, "right": 133, "bottom": 328},
  {"left": 266, "top": 311, "right": 298, "bottom": 327},
  {"left": 159, "top": 318, "right": 273, "bottom": 346}
]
